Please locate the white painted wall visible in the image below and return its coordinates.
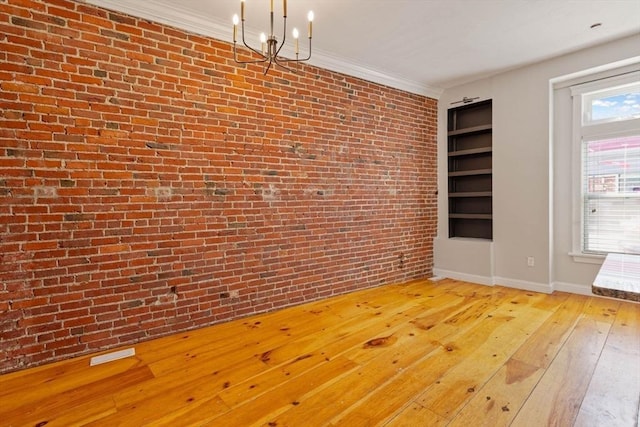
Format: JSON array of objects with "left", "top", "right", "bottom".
[{"left": 434, "top": 33, "right": 640, "bottom": 294}]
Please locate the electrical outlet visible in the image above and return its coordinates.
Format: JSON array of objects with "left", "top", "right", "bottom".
[{"left": 527, "top": 256, "right": 535, "bottom": 267}]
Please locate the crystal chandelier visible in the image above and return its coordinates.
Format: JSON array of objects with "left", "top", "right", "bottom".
[{"left": 232, "top": 0, "right": 314, "bottom": 74}]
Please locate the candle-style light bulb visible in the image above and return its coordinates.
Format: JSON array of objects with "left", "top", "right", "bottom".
[
  {"left": 270, "top": 0, "right": 274, "bottom": 13},
  {"left": 292, "top": 27, "right": 299, "bottom": 54},
  {"left": 260, "top": 32, "right": 267, "bottom": 54},
  {"left": 307, "top": 11, "right": 314, "bottom": 38},
  {"left": 241, "top": 0, "right": 245, "bottom": 20},
  {"left": 283, "top": 0, "right": 287, "bottom": 17},
  {"left": 232, "top": 14, "right": 239, "bottom": 42}
]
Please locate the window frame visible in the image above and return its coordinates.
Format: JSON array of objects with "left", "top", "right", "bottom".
[{"left": 570, "top": 71, "right": 640, "bottom": 263}]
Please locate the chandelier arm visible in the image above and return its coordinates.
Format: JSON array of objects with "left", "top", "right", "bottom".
[
  {"left": 273, "top": 56, "right": 297, "bottom": 73},
  {"left": 233, "top": 43, "right": 271, "bottom": 64},
  {"left": 240, "top": 20, "right": 267, "bottom": 59},
  {"left": 298, "top": 37, "right": 312, "bottom": 61},
  {"left": 263, "top": 56, "right": 276, "bottom": 75},
  {"left": 277, "top": 38, "right": 311, "bottom": 63}
]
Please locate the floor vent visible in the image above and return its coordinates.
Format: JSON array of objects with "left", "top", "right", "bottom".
[{"left": 90, "top": 348, "right": 136, "bottom": 366}]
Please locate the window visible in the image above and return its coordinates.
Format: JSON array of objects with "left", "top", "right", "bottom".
[{"left": 571, "top": 72, "right": 640, "bottom": 257}]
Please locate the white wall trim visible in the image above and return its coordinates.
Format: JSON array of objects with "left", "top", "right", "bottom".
[
  {"left": 434, "top": 270, "right": 610, "bottom": 298},
  {"left": 434, "top": 269, "right": 556, "bottom": 294},
  {"left": 550, "top": 56, "right": 640, "bottom": 88},
  {"left": 432, "top": 269, "right": 494, "bottom": 287},
  {"left": 568, "top": 252, "right": 605, "bottom": 265},
  {"left": 493, "top": 276, "right": 554, "bottom": 294},
  {"left": 553, "top": 281, "right": 593, "bottom": 296},
  {"left": 84, "top": 0, "right": 443, "bottom": 99},
  {"left": 307, "top": 51, "right": 443, "bottom": 99}
]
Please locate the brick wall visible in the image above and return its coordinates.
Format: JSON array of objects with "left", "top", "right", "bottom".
[{"left": 0, "top": 0, "right": 437, "bottom": 373}]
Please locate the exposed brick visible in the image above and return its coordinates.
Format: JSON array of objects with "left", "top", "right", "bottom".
[
  {"left": 10, "top": 16, "right": 46, "bottom": 30},
  {"left": 0, "top": 0, "right": 437, "bottom": 375}
]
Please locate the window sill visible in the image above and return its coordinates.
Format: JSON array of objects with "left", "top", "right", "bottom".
[{"left": 569, "top": 252, "right": 605, "bottom": 265}]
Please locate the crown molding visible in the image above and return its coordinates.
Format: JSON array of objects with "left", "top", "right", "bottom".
[{"left": 84, "top": 0, "right": 442, "bottom": 99}]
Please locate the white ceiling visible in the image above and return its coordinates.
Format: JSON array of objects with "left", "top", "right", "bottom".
[{"left": 86, "top": 0, "right": 640, "bottom": 97}]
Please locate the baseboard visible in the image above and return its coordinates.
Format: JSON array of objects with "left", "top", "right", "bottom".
[
  {"left": 553, "top": 281, "right": 594, "bottom": 296},
  {"left": 493, "top": 276, "right": 554, "bottom": 294},
  {"left": 432, "top": 269, "right": 494, "bottom": 286},
  {"left": 433, "top": 270, "right": 588, "bottom": 296}
]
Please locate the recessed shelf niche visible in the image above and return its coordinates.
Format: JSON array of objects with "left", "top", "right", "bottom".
[{"left": 447, "top": 99, "right": 493, "bottom": 240}]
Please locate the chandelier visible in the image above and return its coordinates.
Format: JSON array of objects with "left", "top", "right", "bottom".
[{"left": 232, "top": 0, "right": 314, "bottom": 74}]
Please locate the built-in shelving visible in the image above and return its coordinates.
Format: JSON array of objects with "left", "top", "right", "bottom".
[
  {"left": 447, "top": 99, "right": 493, "bottom": 240},
  {"left": 448, "top": 147, "right": 493, "bottom": 157},
  {"left": 449, "top": 191, "right": 492, "bottom": 198},
  {"left": 448, "top": 213, "right": 493, "bottom": 220},
  {"left": 448, "top": 169, "right": 492, "bottom": 177},
  {"left": 447, "top": 124, "right": 492, "bottom": 137}
]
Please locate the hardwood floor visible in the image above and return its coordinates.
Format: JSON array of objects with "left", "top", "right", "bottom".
[{"left": 1, "top": 279, "right": 638, "bottom": 426}]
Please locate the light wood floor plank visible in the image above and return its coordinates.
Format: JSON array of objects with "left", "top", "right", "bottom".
[
  {"left": 0, "top": 356, "right": 144, "bottom": 415},
  {"left": 327, "top": 289, "right": 520, "bottom": 425},
  {"left": 245, "top": 284, "right": 515, "bottom": 426},
  {"left": 510, "top": 293, "right": 589, "bottom": 369},
  {"left": 447, "top": 358, "right": 544, "bottom": 427},
  {"left": 510, "top": 316, "right": 612, "bottom": 426},
  {"left": 447, "top": 290, "right": 586, "bottom": 426},
  {"left": 206, "top": 356, "right": 360, "bottom": 426},
  {"left": 574, "top": 300, "right": 640, "bottom": 426},
  {"left": 378, "top": 289, "right": 553, "bottom": 425},
  {"left": 0, "top": 365, "right": 153, "bottom": 426},
  {"left": 248, "top": 287, "right": 479, "bottom": 426},
  {"left": 0, "top": 279, "right": 637, "bottom": 427},
  {"left": 25, "top": 396, "right": 117, "bottom": 427},
  {"left": 384, "top": 402, "right": 448, "bottom": 427},
  {"left": 415, "top": 300, "right": 551, "bottom": 419},
  {"left": 111, "top": 352, "right": 268, "bottom": 411}
]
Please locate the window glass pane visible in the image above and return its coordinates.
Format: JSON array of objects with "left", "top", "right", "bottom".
[
  {"left": 585, "top": 136, "right": 640, "bottom": 192},
  {"left": 583, "top": 81, "right": 640, "bottom": 125},
  {"left": 583, "top": 135, "right": 640, "bottom": 254},
  {"left": 591, "top": 92, "right": 640, "bottom": 122}
]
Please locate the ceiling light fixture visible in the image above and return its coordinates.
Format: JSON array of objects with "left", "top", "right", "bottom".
[{"left": 232, "top": 0, "right": 314, "bottom": 75}]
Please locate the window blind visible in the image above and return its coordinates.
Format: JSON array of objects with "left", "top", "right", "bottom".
[{"left": 582, "top": 135, "right": 640, "bottom": 254}]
